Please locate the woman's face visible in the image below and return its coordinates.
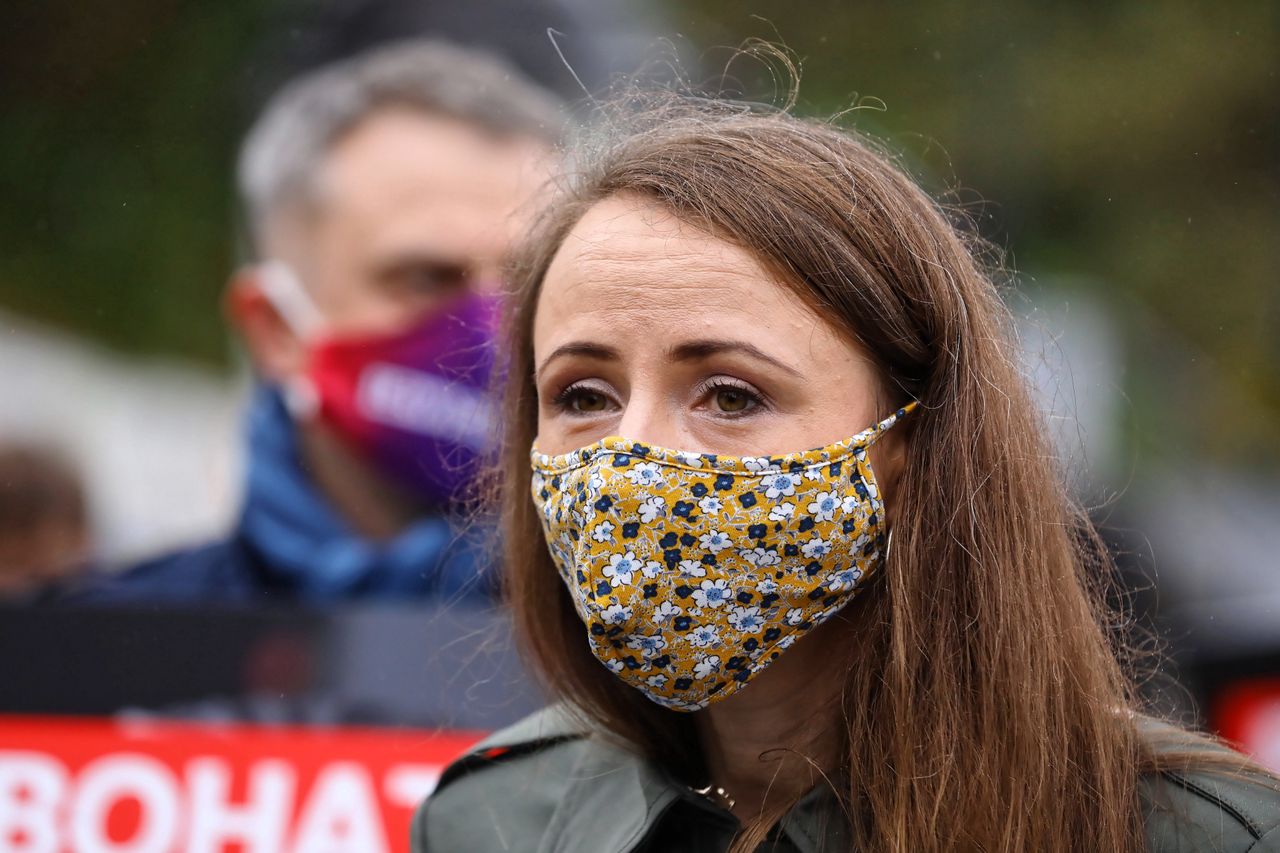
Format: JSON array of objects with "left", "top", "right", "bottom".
[{"left": 532, "top": 194, "right": 891, "bottom": 463}]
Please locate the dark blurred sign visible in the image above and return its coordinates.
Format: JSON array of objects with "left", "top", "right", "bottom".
[
  {"left": 0, "top": 603, "right": 542, "bottom": 730},
  {"left": 0, "top": 715, "right": 478, "bottom": 851}
]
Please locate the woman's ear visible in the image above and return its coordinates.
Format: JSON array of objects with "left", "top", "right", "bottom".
[
  {"left": 872, "top": 428, "right": 909, "bottom": 525},
  {"left": 223, "top": 266, "right": 309, "bottom": 382}
]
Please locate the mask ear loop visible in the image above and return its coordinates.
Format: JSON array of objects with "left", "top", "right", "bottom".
[
  {"left": 256, "top": 260, "right": 326, "bottom": 339},
  {"left": 871, "top": 400, "right": 920, "bottom": 438},
  {"left": 255, "top": 260, "right": 327, "bottom": 418},
  {"left": 868, "top": 401, "right": 918, "bottom": 565}
]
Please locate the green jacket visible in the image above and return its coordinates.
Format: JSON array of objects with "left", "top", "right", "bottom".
[{"left": 414, "top": 706, "right": 1280, "bottom": 852}]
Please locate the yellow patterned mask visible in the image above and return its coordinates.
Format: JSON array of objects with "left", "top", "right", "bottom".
[{"left": 530, "top": 403, "right": 916, "bottom": 711}]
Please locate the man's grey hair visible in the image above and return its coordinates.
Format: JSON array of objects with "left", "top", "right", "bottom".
[{"left": 238, "top": 39, "right": 566, "bottom": 245}]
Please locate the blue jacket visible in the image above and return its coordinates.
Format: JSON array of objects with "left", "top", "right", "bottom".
[{"left": 68, "top": 387, "right": 496, "bottom": 605}]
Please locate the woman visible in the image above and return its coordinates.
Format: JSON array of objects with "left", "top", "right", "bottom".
[{"left": 413, "top": 94, "right": 1280, "bottom": 851}]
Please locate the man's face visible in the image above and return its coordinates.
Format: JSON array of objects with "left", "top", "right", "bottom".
[{"left": 262, "top": 108, "right": 552, "bottom": 338}]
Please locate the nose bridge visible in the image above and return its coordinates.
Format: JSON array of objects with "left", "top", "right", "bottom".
[{"left": 614, "top": 382, "right": 684, "bottom": 450}]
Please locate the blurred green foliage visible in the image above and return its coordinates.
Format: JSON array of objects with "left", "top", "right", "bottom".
[
  {"left": 0, "top": 1, "right": 1276, "bottom": 467},
  {"left": 671, "top": 1, "right": 1279, "bottom": 467},
  {"left": 0, "top": 0, "right": 270, "bottom": 363}
]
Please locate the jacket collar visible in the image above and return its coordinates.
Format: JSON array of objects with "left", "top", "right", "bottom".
[{"left": 478, "top": 706, "right": 849, "bottom": 853}]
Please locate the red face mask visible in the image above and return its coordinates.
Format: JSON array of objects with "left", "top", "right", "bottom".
[{"left": 259, "top": 262, "right": 499, "bottom": 506}]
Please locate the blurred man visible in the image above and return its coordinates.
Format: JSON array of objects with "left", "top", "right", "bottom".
[
  {"left": 74, "top": 40, "right": 562, "bottom": 604},
  {"left": 0, "top": 444, "right": 93, "bottom": 603}
]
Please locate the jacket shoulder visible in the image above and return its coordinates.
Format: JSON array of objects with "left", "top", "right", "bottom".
[
  {"left": 1142, "top": 767, "right": 1280, "bottom": 852},
  {"left": 411, "top": 705, "right": 591, "bottom": 853},
  {"left": 63, "top": 538, "right": 266, "bottom": 605},
  {"left": 1140, "top": 720, "right": 1280, "bottom": 852}
]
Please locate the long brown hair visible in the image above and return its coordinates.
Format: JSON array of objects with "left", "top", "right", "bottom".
[{"left": 494, "top": 92, "right": 1264, "bottom": 851}]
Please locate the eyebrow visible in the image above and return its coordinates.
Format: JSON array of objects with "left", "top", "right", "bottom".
[
  {"left": 371, "top": 251, "right": 472, "bottom": 280},
  {"left": 668, "top": 339, "right": 803, "bottom": 378},
  {"left": 536, "top": 341, "right": 621, "bottom": 379},
  {"left": 535, "top": 338, "right": 801, "bottom": 380}
]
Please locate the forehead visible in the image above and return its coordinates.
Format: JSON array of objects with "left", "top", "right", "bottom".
[
  {"left": 299, "top": 108, "right": 550, "bottom": 250},
  {"left": 535, "top": 195, "right": 825, "bottom": 352}
]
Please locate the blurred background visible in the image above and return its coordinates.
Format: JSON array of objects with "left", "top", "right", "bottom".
[{"left": 0, "top": 0, "right": 1276, "bottom": 846}]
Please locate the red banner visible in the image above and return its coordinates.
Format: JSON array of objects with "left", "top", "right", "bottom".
[{"left": 0, "top": 715, "right": 480, "bottom": 852}]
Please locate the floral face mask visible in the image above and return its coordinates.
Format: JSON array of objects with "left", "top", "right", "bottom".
[{"left": 529, "top": 402, "right": 917, "bottom": 711}]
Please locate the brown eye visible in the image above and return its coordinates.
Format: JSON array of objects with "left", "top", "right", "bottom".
[
  {"left": 702, "top": 378, "right": 764, "bottom": 416},
  {"left": 571, "top": 390, "right": 609, "bottom": 412},
  {"left": 714, "top": 388, "right": 751, "bottom": 413},
  {"left": 551, "top": 381, "right": 615, "bottom": 416},
  {"left": 386, "top": 260, "right": 471, "bottom": 295}
]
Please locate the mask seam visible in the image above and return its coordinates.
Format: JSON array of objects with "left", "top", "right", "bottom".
[
  {"left": 532, "top": 436, "right": 879, "bottom": 478},
  {"left": 531, "top": 405, "right": 915, "bottom": 478}
]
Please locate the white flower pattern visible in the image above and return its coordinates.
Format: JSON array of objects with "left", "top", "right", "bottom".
[
  {"left": 693, "top": 655, "right": 721, "bottom": 679},
  {"left": 697, "top": 495, "right": 724, "bottom": 515},
  {"left": 603, "top": 551, "right": 638, "bottom": 587},
  {"left": 678, "top": 559, "right": 707, "bottom": 578},
  {"left": 638, "top": 496, "right": 666, "bottom": 523},
  {"left": 699, "top": 530, "right": 731, "bottom": 553},
  {"left": 591, "top": 521, "right": 616, "bottom": 543},
  {"left": 762, "top": 472, "right": 799, "bottom": 499},
  {"left": 807, "top": 490, "right": 840, "bottom": 522},
  {"left": 801, "top": 536, "right": 832, "bottom": 560},
  {"left": 692, "top": 579, "right": 732, "bottom": 608},
  {"left": 768, "top": 501, "right": 796, "bottom": 523},
  {"left": 624, "top": 462, "right": 664, "bottom": 486}
]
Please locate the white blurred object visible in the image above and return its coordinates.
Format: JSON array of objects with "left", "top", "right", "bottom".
[
  {"left": 1016, "top": 284, "right": 1124, "bottom": 495},
  {"left": 0, "top": 309, "right": 246, "bottom": 566},
  {"left": 1136, "top": 468, "right": 1280, "bottom": 654}
]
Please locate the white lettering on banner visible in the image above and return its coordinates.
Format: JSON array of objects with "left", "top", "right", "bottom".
[
  {"left": 290, "top": 763, "right": 389, "bottom": 853},
  {"left": 382, "top": 764, "right": 443, "bottom": 808},
  {"left": 70, "top": 754, "right": 181, "bottom": 853},
  {"left": 0, "top": 749, "right": 449, "bottom": 852},
  {"left": 357, "top": 364, "right": 492, "bottom": 449},
  {"left": 0, "top": 752, "right": 67, "bottom": 852},
  {"left": 186, "top": 758, "right": 294, "bottom": 853}
]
